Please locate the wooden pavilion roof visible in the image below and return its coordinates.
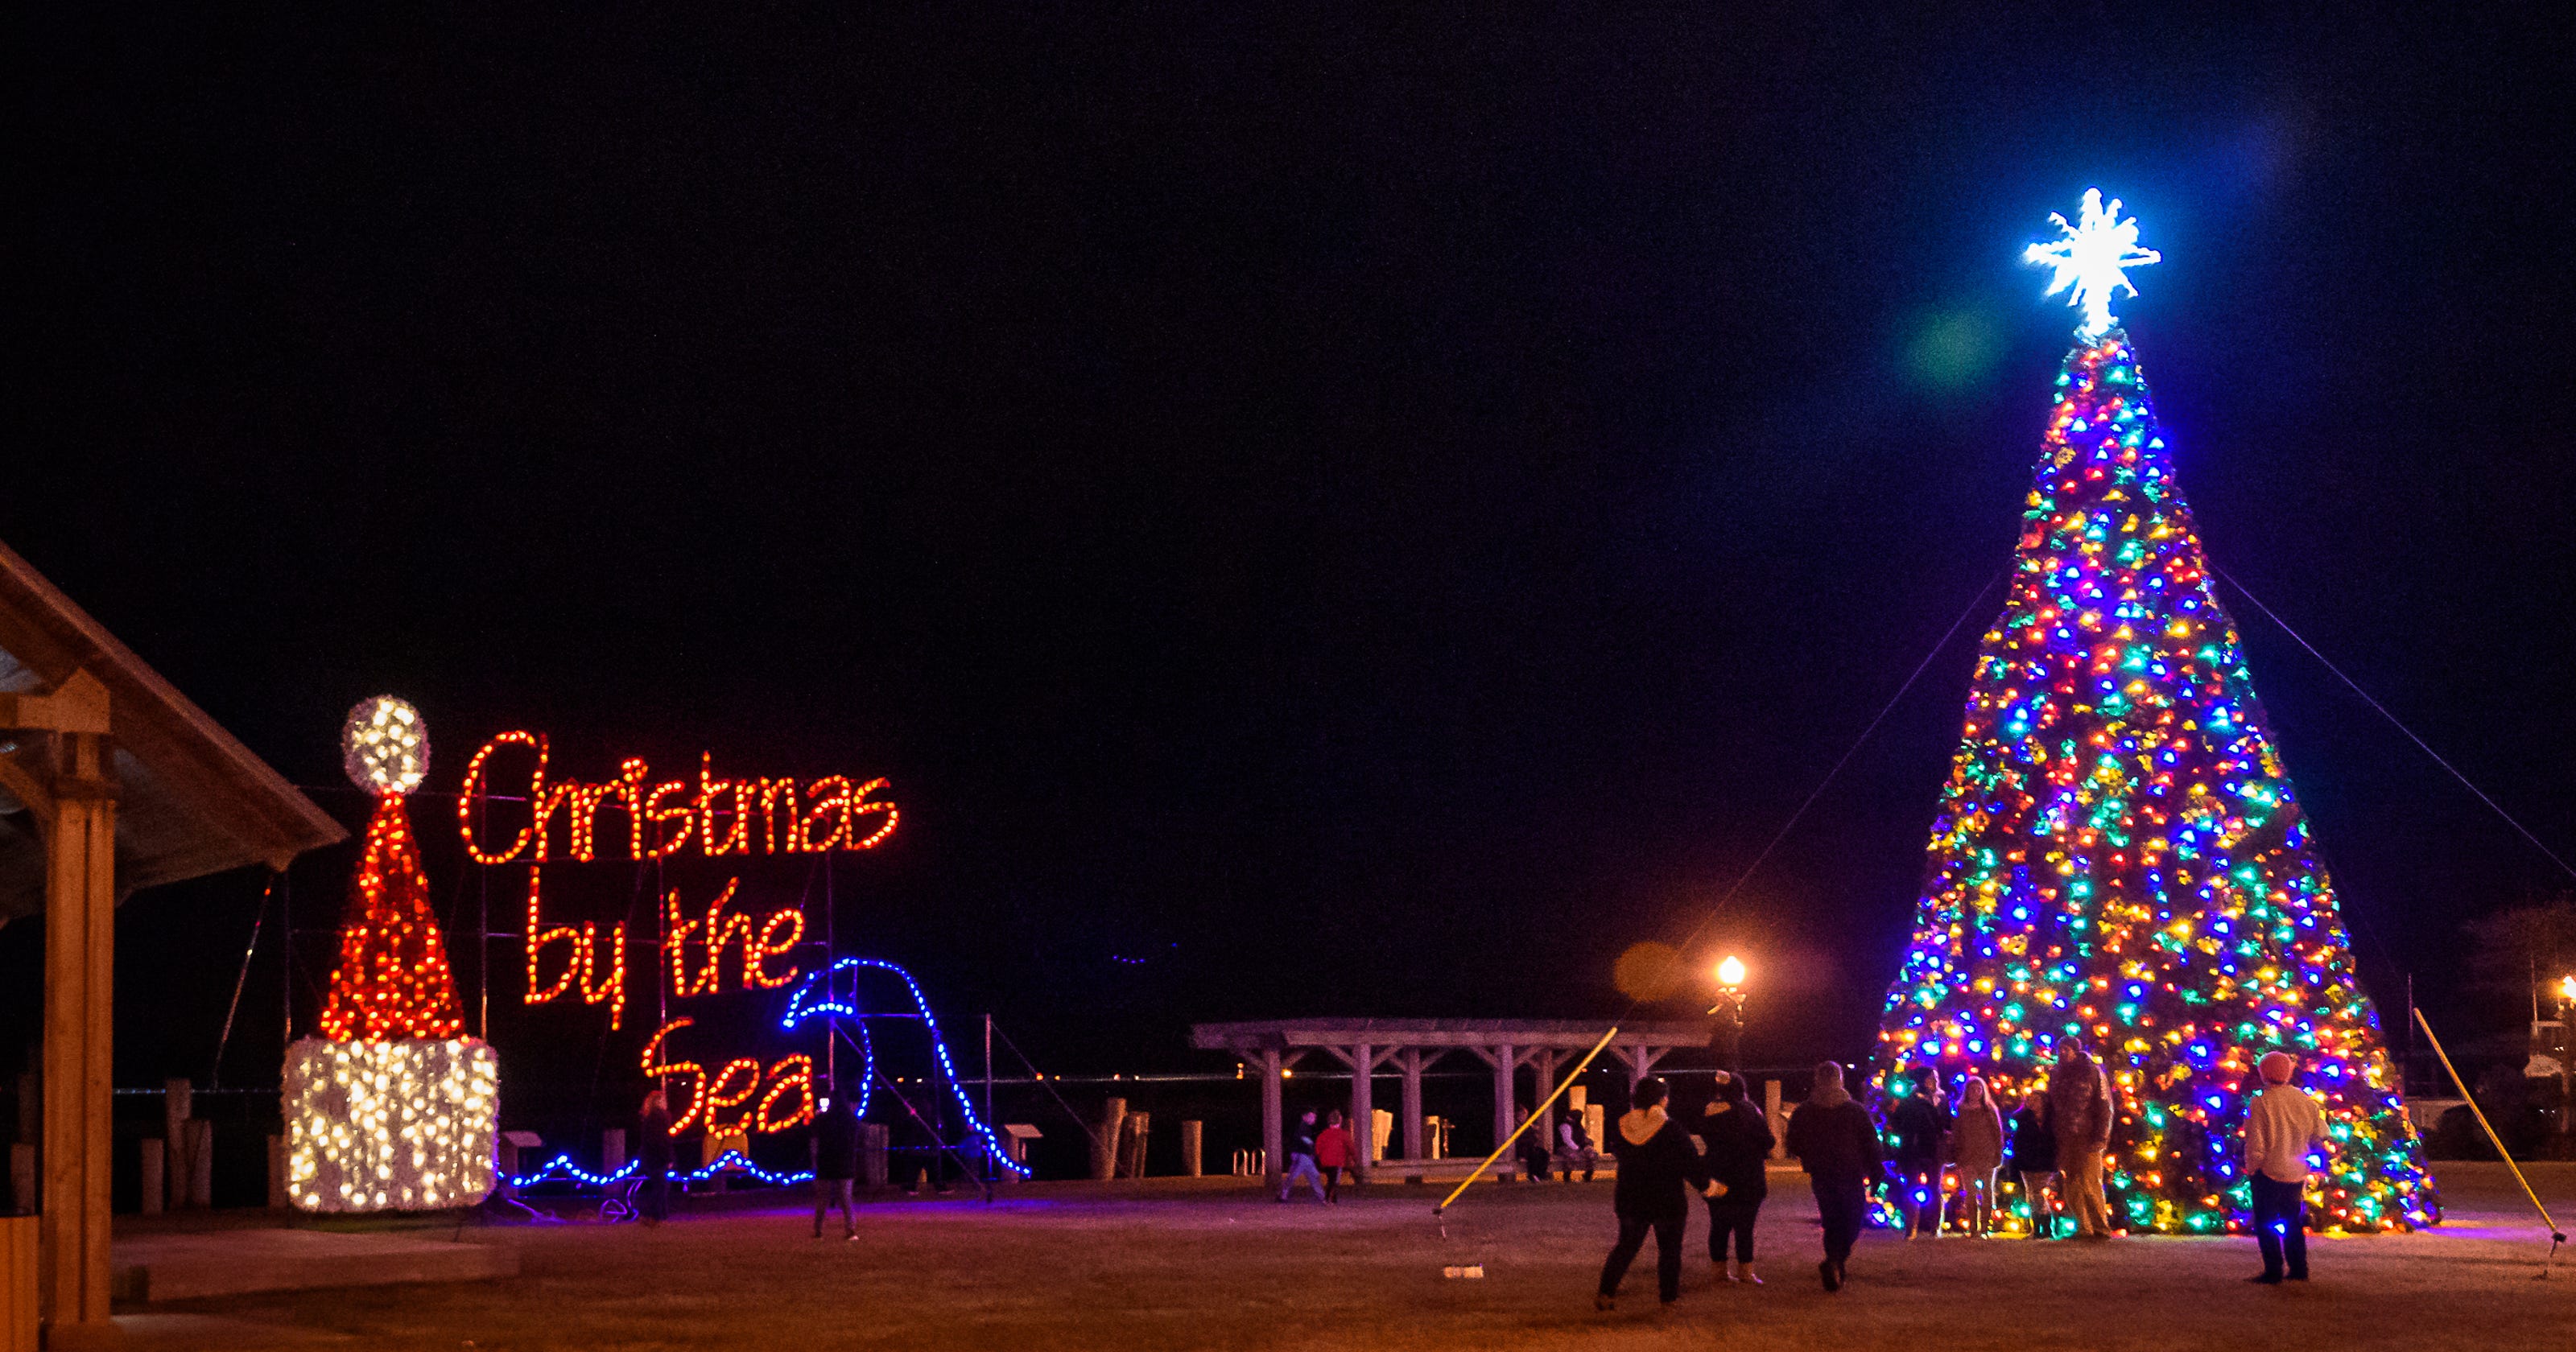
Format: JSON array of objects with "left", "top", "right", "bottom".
[{"left": 0, "top": 538, "right": 345, "bottom": 921}]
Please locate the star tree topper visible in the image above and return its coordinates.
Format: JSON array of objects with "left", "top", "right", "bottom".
[{"left": 2024, "top": 188, "right": 2161, "bottom": 338}]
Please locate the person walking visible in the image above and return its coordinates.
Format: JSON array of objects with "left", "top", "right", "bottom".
[
  {"left": 1885, "top": 1066, "right": 1951, "bottom": 1239},
  {"left": 1315, "top": 1109, "right": 1356, "bottom": 1203},
  {"left": 1593, "top": 1077, "right": 1718, "bottom": 1312},
  {"left": 1951, "top": 1075, "right": 2004, "bottom": 1239},
  {"left": 638, "top": 1087, "right": 674, "bottom": 1226},
  {"left": 2048, "top": 1043, "right": 2116, "bottom": 1239},
  {"left": 1785, "top": 1061, "right": 1880, "bottom": 1292},
  {"left": 1696, "top": 1071, "right": 1774, "bottom": 1284},
  {"left": 811, "top": 1087, "right": 861, "bottom": 1239},
  {"left": 1278, "top": 1108, "right": 1328, "bottom": 1203},
  {"left": 2241, "top": 1051, "right": 2328, "bottom": 1285},
  {"left": 2009, "top": 1087, "right": 2060, "bottom": 1239},
  {"left": 1558, "top": 1108, "right": 1600, "bottom": 1182}
]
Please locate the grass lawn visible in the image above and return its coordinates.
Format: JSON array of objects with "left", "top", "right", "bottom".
[{"left": 131, "top": 1161, "right": 2573, "bottom": 1350}]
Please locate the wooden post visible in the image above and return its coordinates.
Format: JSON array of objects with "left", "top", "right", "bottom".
[
  {"left": 1258, "top": 1048, "right": 1284, "bottom": 1194},
  {"left": 1179, "top": 1120, "right": 1203, "bottom": 1177},
  {"left": 1398, "top": 1049, "right": 1426, "bottom": 1162},
  {"left": 1347, "top": 1042, "right": 1373, "bottom": 1185},
  {"left": 1488, "top": 1042, "right": 1516, "bottom": 1156},
  {"left": 5, "top": 1214, "right": 38, "bottom": 1352},
  {"left": 602, "top": 1127, "right": 628, "bottom": 1173},
  {"left": 38, "top": 722, "right": 119, "bottom": 1350},
  {"left": 1092, "top": 1098, "right": 1127, "bottom": 1181},
  {"left": 1611, "top": 1043, "right": 1670, "bottom": 1087},
  {"left": 1530, "top": 1048, "right": 1558, "bottom": 1156},
  {"left": 6, "top": 1146, "right": 31, "bottom": 1218},
  {"left": 10, "top": 1070, "right": 35, "bottom": 1214},
  {"left": 163, "top": 1078, "right": 192, "bottom": 1212},
  {"left": 1120, "top": 1111, "right": 1150, "bottom": 1178},
  {"left": 138, "top": 1140, "right": 164, "bottom": 1217},
  {"left": 266, "top": 1133, "right": 289, "bottom": 1210},
  {"left": 184, "top": 1121, "right": 213, "bottom": 1210}
]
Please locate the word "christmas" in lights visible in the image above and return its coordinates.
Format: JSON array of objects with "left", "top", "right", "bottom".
[{"left": 456, "top": 732, "right": 898, "bottom": 864}]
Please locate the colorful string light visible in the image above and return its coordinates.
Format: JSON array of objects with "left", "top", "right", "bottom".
[{"left": 1870, "top": 225, "right": 2439, "bottom": 1237}]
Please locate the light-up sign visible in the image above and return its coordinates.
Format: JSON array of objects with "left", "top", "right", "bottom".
[
  {"left": 458, "top": 731, "right": 897, "bottom": 1135},
  {"left": 456, "top": 732, "right": 897, "bottom": 864}
]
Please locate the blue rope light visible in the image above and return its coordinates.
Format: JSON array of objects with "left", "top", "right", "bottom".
[
  {"left": 504, "top": 1150, "right": 815, "bottom": 1190},
  {"left": 783, "top": 957, "right": 1030, "bottom": 1177},
  {"left": 505, "top": 954, "right": 1025, "bottom": 1191}
]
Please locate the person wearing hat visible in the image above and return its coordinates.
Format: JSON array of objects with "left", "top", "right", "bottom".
[
  {"left": 1593, "top": 1076, "right": 1719, "bottom": 1311},
  {"left": 2240, "top": 1051, "right": 2328, "bottom": 1284}
]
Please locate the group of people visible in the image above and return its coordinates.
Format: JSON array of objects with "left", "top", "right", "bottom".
[
  {"left": 1277, "top": 1107, "right": 1363, "bottom": 1202},
  {"left": 1513, "top": 1102, "right": 1601, "bottom": 1182},
  {"left": 1591, "top": 1043, "right": 2334, "bottom": 1308},
  {"left": 1881, "top": 1041, "right": 2118, "bottom": 1243}
]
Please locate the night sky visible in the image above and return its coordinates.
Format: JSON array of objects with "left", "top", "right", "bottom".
[{"left": 9, "top": 7, "right": 2572, "bottom": 1098}]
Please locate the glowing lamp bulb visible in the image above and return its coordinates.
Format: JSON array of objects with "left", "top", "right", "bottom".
[
  {"left": 341, "top": 695, "right": 429, "bottom": 798},
  {"left": 2024, "top": 188, "right": 2160, "bottom": 339},
  {"left": 2559, "top": 975, "right": 2576, "bottom": 1003},
  {"left": 1717, "top": 955, "right": 1747, "bottom": 988}
]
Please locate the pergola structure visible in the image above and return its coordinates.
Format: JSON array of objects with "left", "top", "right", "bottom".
[
  {"left": 1, "top": 538, "right": 343, "bottom": 1350},
  {"left": 1190, "top": 1018, "right": 1714, "bottom": 1189}
]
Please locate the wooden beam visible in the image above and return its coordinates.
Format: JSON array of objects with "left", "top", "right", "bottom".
[
  {"left": 1397, "top": 1049, "right": 1427, "bottom": 1163},
  {"left": 39, "top": 731, "right": 118, "bottom": 1349}
]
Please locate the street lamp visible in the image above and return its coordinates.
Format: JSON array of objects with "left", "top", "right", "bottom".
[
  {"left": 2553, "top": 975, "right": 2576, "bottom": 1138},
  {"left": 1708, "top": 956, "right": 1749, "bottom": 1075}
]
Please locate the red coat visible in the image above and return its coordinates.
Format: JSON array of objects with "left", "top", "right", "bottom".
[{"left": 1314, "top": 1124, "right": 1355, "bottom": 1168}]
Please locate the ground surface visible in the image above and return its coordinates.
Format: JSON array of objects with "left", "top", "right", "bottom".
[{"left": 126, "top": 1162, "right": 2574, "bottom": 1351}]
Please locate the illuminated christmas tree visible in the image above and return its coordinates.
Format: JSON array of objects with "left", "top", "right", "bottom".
[
  {"left": 316, "top": 777, "right": 464, "bottom": 1040},
  {"left": 1872, "top": 192, "right": 2438, "bottom": 1235},
  {"left": 286, "top": 696, "right": 498, "bottom": 1211}
]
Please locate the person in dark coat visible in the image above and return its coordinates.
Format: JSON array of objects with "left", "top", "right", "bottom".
[
  {"left": 638, "top": 1087, "right": 675, "bottom": 1225},
  {"left": 2009, "top": 1088, "right": 2060, "bottom": 1239},
  {"left": 1696, "top": 1071, "right": 1775, "bottom": 1284},
  {"left": 1885, "top": 1065, "right": 1951, "bottom": 1239},
  {"left": 1277, "top": 1109, "right": 1327, "bottom": 1202},
  {"left": 1593, "top": 1077, "right": 1717, "bottom": 1311},
  {"left": 1514, "top": 1106, "right": 1554, "bottom": 1183},
  {"left": 811, "top": 1088, "right": 861, "bottom": 1239},
  {"left": 1785, "top": 1061, "right": 1880, "bottom": 1292}
]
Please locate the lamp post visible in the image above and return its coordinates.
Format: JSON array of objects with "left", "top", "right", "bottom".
[
  {"left": 1708, "top": 955, "right": 1748, "bottom": 1077},
  {"left": 2558, "top": 976, "right": 2576, "bottom": 1137}
]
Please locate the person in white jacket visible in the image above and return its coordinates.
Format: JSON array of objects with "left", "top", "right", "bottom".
[{"left": 2240, "top": 1051, "right": 2327, "bottom": 1284}]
